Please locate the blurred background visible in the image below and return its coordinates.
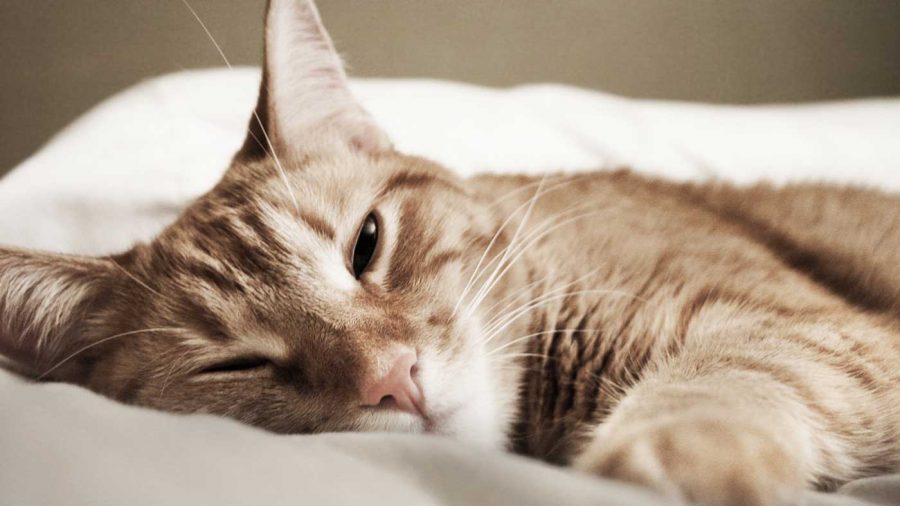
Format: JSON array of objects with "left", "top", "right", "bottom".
[{"left": 2, "top": 0, "right": 899, "bottom": 175}]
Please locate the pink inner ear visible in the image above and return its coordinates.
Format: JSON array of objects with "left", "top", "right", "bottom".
[{"left": 259, "top": 0, "right": 392, "bottom": 156}]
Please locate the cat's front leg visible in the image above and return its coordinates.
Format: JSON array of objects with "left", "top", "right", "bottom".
[{"left": 572, "top": 370, "right": 818, "bottom": 506}]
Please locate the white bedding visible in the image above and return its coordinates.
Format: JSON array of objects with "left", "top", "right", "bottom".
[{"left": 1, "top": 68, "right": 899, "bottom": 505}]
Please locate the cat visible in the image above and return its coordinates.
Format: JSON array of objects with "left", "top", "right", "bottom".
[{"left": 2, "top": 1, "right": 899, "bottom": 505}]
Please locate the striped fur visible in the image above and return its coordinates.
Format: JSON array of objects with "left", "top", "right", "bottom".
[{"left": 1, "top": 2, "right": 899, "bottom": 505}]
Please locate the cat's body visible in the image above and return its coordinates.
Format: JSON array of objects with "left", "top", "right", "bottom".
[
  {"left": 1, "top": 1, "right": 898, "bottom": 505},
  {"left": 476, "top": 173, "right": 900, "bottom": 486}
]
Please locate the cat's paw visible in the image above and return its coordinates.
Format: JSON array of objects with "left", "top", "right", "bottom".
[{"left": 573, "top": 417, "right": 804, "bottom": 506}]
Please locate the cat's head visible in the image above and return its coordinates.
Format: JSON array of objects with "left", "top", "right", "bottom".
[{"left": 0, "top": 0, "right": 522, "bottom": 448}]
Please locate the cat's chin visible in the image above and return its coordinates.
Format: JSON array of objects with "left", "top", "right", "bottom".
[
  {"left": 355, "top": 395, "right": 505, "bottom": 450},
  {"left": 355, "top": 398, "right": 503, "bottom": 450},
  {"left": 414, "top": 347, "right": 507, "bottom": 450},
  {"left": 424, "top": 397, "right": 505, "bottom": 450}
]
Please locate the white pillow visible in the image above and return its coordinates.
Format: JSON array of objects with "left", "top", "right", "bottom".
[{"left": 1, "top": 67, "right": 899, "bottom": 255}]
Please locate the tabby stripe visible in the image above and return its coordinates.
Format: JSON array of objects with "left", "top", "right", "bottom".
[
  {"left": 183, "top": 261, "right": 246, "bottom": 294},
  {"left": 511, "top": 312, "right": 548, "bottom": 455},
  {"left": 686, "top": 189, "right": 898, "bottom": 315},
  {"left": 539, "top": 316, "right": 564, "bottom": 435},
  {"left": 549, "top": 328, "right": 586, "bottom": 462},
  {"left": 582, "top": 341, "right": 615, "bottom": 423},
  {"left": 201, "top": 217, "right": 278, "bottom": 280},
  {"left": 424, "top": 249, "right": 463, "bottom": 272},
  {"left": 298, "top": 210, "right": 336, "bottom": 241},
  {"left": 215, "top": 178, "right": 255, "bottom": 209},
  {"left": 461, "top": 231, "right": 493, "bottom": 255},
  {"left": 839, "top": 331, "right": 900, "bottom": 383},
  {"left": 178, "top": 298, "right": 233, "bottom": 342},
  {"left": 572, "top": 300, "right": 606, "bottom": 422},
  {"left": 676, "top": 286, "right": 723, "bottom": 345},
  {"left": 566, "top": 312, "right": 591, "bottom": 421},
  {"left": 550, "top": 302, "right": 584, "bottom": 437},
  {"left": 549, "top": 327, "right": 574, "bottom": 428},
  {"left": 615, "top": 252, "right": 670, "bottom": 339},
  {"left": 379, "top": 170, "right": 466, "bottom": 198},
  {"left": 240, "top": 208, "right": 292, "bottom": 256},
  {"left": 777, "top": 332, "right": 884, "bottom": 394},
  {"left": 722, "top": 355, "right": 850, "bottom": 441},
  {"left": 386, "top": 202, "right": 423, "bottom": 289},
  {"left": 507, "top": 274, "right": 545, "bottom": 453},
  {"left": 188, "top": 234, "right": 215, "bottom": 258},
  {"left": 384, "top": 171, "right": 435, "bottom": 192}
]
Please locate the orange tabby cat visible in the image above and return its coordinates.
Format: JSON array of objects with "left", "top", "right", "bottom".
[{"left": 1, "top": 1, "right": 898, "bottom": 505}]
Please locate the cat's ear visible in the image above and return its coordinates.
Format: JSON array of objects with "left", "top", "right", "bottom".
[
  {"left": 0, "top": 248, "right": 120, "bottom": 378},
  {"left": 237, "top": 0, "right": 392, "bottom": 161}
]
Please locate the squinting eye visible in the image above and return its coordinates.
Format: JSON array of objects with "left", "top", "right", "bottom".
[
  {"left": 352, "top": 213, "right": 379, "bottom": 278},
  {"left": 198, "top": 357, "right": 272, "bottom": 375}
]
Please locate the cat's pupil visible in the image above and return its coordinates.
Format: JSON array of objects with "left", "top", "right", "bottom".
[{"left": 352, "top": 213, "right": 378, "bottom": 278}]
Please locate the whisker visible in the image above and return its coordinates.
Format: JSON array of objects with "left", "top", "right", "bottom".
[
  {"left": 461, "top": 175, "right": 597, "bottom": 311},
  {"left": 37, "top": 327, "right": 189, "bottom": 380},
  {"left": 486, "top": 173, "right": 593, "bottom": 209},
  {"left": 466, "top": 202, "right": 595, "bottom": 316},
  {"left": 491, "top": 354, "right": 629, "bottom": 405},
  {"left": 483, "top": 286, "right": 641, "bottom": 340},
  {"left": 109, "top": 260, "right": 165, "bottom": 299},
  {"left": 463, "top": 175, "right": 549, "bottom": 317},
  {"left": 467, "top": 181, "right": 590, "bottom": 308},
  {"left": 486, "top": 328, "right": 599, "bottom": 357},
  {"left": 482, "top": 268, "right": 600, "bottom": 331},
  {"left": 479, "top": 269, "right": 556, "bottom": 325},
  {"left": 453, "top": 176, "right": 548, "bottom": 316},
  {"left": 159, "top": 357, "right": 182, "bottom": 396},
  {"left": 481, "top": 288, "right": 645, "bottom": 346},
  {"left": 464, "top": 202, "right": 601, "bottom": 319},
  {"left": 489, "top": 352, "right": 551, "bottom": 361},
  {"left": 180, "top": 0, "right": 300, "bottom": 212},
  {"left": 250, "top": 119, "right": 300, "bottom": 212},
  {"left": 180, "top": 0, "right": 231, "bottom": 66}
]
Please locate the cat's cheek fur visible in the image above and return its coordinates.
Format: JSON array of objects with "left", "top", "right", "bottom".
[{"left": 417, "top": 336, "right": 507, "bottom": 449}]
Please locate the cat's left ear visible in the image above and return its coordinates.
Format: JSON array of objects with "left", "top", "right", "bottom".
[
  {"left": 237, "top": 0, "right": 392, "bottom": 161},
  {"left": 0, "top": 248, "right": 120, "bottom": 379}
]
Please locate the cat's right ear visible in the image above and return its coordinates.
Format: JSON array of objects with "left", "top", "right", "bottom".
[
  {"left": 235, "top": 0, "right": 392, "bottom": 162},
  {"left": 0, "top": 247, "right": 120, "bottom": 378}
]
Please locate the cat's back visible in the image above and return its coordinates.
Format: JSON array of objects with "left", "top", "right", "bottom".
[{"left": 469, "top": 169, "right": 900, "bottom": 323}]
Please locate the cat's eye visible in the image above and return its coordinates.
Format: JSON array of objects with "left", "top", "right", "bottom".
[
  {"left": 198, "top": 356, "right": 272, "bottom": 375},
  {"left": 351, "top": 212, "right": 379, "bottom": 278}
]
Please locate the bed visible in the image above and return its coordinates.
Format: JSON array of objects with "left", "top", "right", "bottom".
[{"left": 1, "top": 68, "right": 898, "bottom": 506}]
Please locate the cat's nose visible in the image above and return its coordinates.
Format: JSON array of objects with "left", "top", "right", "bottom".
[{"left": 359, "top": 349, "right": 425, "bottom": 417}]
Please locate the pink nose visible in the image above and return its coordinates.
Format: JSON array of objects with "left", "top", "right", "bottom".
[{"left": 359, "top": 350, "right": 425, "bottom": 417}]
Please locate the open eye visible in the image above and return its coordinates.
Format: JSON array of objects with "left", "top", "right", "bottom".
[
  {"left": 351, "top": 212, "right": 379, "bottom": 278},
  {"left": 198, "top": 356, "right": 272, "bottom": 375}
]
